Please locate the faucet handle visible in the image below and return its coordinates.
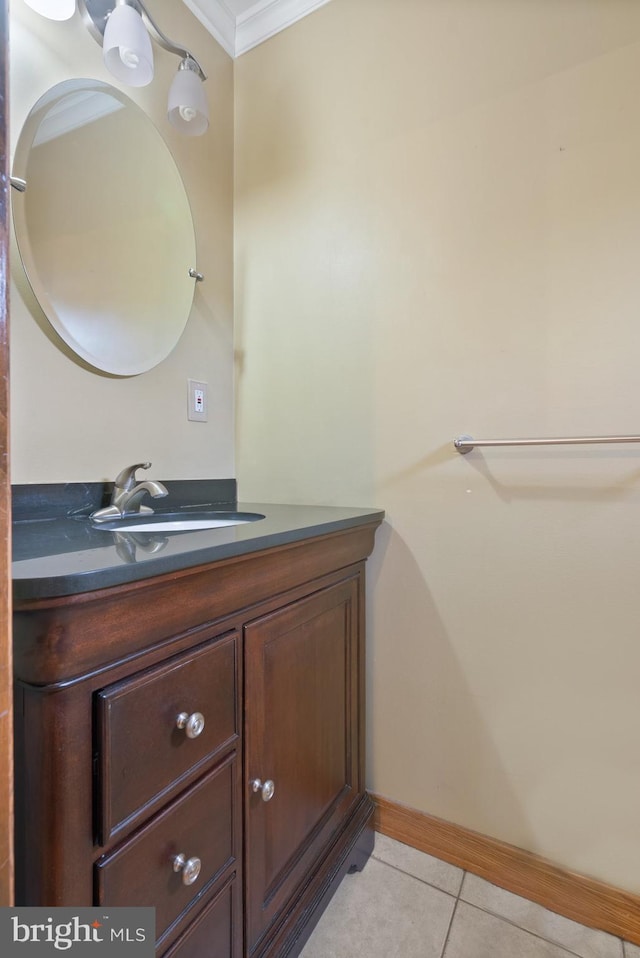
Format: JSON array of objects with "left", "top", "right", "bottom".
[{"left": 113, "top": 462, "right": 152, "bottom": 493}]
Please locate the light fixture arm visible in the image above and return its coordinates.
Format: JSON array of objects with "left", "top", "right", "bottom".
[
  {"left": 77, "top": 0, "right": 207, "bottom": 81},
  {"left": 135, "top": 0, "right": 207, "bottom": 81}
]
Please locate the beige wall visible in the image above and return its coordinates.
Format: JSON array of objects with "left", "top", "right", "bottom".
[
  {"left": 235, "top": 0, "right": 640, "bottom": 895},
  {"left": 10, "top": 1, "right": 234, "bottom": 482}
]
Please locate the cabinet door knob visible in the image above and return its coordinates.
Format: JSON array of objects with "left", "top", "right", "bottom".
[
  {"left": 172, "top": 853, "right": 202, "bottom": 885},
  {"left": 176, "top": 711, "right": 205, "bottom": 739},
  {"left": 250, "top": 778, "right": 275, "bottom": 802}
]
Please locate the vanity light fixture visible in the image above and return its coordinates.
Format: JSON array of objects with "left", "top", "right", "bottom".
[
  {"left": 23, "top": 0, "right": 76, "bottom": 19},
  {"left": 25, "top": 0, "right": 210, "bottom": 136}
]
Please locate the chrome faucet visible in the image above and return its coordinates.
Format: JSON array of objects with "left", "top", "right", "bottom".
[{"left": 90, "top": 462, "right": 168, "bottom": 521}]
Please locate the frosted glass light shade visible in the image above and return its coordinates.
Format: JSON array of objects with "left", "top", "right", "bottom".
[
  {"left": 168, "top": 66, "right": 209, "bottom": 137},
  {"left": 103, "top": 3, "right": 154, "bottom": 87},
  {"left": 23, "top": 0, "right": 75, "bottom": 20}
]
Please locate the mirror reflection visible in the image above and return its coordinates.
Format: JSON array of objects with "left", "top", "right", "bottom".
[{"left": 12, "top": 78, "right": 198, "bottom": 376}]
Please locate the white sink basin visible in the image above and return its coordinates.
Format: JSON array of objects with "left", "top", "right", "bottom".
[{"left": 94, "top": 511, "right": 265, "bottom": 533}]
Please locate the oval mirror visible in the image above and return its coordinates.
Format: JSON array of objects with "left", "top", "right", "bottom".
[{"left": 12, "top": 78, "right": 197, "bottom": 376}]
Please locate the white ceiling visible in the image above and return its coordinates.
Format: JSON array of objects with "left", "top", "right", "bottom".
[{"left": 182, "top": 0, "right": 332, "bottom": 58}]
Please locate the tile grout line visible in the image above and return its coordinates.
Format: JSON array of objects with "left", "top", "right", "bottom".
[
  {"left": 365, "top": 858, "right": 468, "bottom": 958},
  {"left": 372, "top": 854, "right": 627, "bottom": 958},
  {"left": 369, "top": 852, "right": 461, "bottom": 900},
  {"left": 437, "top": 869, "right": 467, "bottom": 958},
  {"left": 439, "top": 899, "right": 460, "bottom": 958},
  {"left": 456, "top": 898, "right": 608, "bottom": 958},
  {"left": 367, "top": 855, "right": 464, "bottom": 958}
]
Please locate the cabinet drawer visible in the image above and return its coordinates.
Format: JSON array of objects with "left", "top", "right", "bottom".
[
  {"left": 96, "top": 632, "right": 239, "bottom": 842},
  {"left": 161, "top": 875, "right": 240, "bottom": 958},
  {"left": 96, "top": 757, "right": 237, "bottom": 947}
]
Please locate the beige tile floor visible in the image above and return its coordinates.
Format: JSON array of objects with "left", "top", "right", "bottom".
[{"left": 300, "top": 834, "right": 640, "bottom": 958}]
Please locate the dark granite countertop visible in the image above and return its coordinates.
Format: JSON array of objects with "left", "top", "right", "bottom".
[{"left": 12, "top": 481, "right": 384, "bottom": 602}]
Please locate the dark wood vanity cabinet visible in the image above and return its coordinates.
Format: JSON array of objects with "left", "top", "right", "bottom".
[{"left": 13, "top": 522, "right": 380, "bottom": 958}]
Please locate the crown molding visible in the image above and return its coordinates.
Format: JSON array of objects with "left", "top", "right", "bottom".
[
  {"left": 235, "top": 0, "right": 332, "bottom": 56},
  {"left": 181, "top": 0, "right": 237, "bottom": 58},
  {"left": 182, "top": 0, "right": 332, "bottom": 58}
]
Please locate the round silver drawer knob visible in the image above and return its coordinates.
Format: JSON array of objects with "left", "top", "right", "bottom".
[
  {"left": 250, "top": 778, "right": 275, "bottom": 802},
  {"left": 176, "top": 711, "right": 205, "bottom": 739},
  {"left": 172, "top": 853, "right": 202, "bottom": 886}
]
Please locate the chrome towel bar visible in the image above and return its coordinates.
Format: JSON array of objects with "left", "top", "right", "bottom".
[{"left": 454, "top": 434, "right": 640, "bottom": 454}]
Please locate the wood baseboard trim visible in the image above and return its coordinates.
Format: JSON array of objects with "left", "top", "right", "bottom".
[{"left": 371, "top": 793, "right": 640, "bottom": 947}]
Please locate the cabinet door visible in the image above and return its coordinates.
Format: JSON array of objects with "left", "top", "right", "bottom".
[{"left": 244, "top": 575, "right": 362, "bottom": 952}]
